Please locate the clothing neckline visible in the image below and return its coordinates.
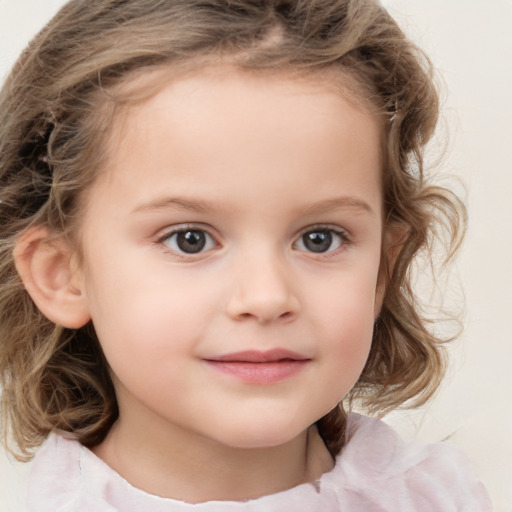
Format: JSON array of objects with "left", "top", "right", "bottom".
[{"left": 74, "top": 422, "right": 337, "bottom": 505}]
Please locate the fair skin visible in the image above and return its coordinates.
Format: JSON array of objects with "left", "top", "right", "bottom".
[{"left": 17, "top": 66, "right": 387, "bottom": 503}]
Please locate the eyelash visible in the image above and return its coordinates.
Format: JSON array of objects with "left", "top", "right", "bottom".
[
  {"left": 155, "top": 224, "right": 351, "bottom": 258},
  {"left": 293, "top": 225, "right": 350, "bottom": 258},
  {"left": 156, "top": 224, "right": 218, "bottom": 258}
]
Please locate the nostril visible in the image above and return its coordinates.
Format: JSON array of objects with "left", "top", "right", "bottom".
[
  {"left": 232, "top": 310, "right": 295, "bottom": 323},
  {"left": 225, "top": 283, "right": 300, "bottom": 323}
]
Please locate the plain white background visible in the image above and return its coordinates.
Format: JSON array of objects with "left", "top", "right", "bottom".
[{"left": 0, "top": 1, "right": 511, "bottom": 510}]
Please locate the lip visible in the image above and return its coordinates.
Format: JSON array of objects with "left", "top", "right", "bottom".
[{"left": 203, "top": 349, "right": 311, "bottom": 385}]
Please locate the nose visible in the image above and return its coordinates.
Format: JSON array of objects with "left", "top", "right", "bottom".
[{"left": 225, "top": 250, "right": 300, "bottom": 324}]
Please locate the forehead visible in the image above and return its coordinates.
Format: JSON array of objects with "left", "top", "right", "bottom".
[
  {"left": 104, "top": 63, "right": 381, "bottom": 157},
  {"left": 85, "top": 65, "right": 383, "bottom": 220},
  {"left": 102, "top": 61, "right": 381, "bottom": 137}
]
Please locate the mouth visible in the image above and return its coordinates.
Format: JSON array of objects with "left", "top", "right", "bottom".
[{"left": 203, "top": 349, "right": 311, "bottom": 384}]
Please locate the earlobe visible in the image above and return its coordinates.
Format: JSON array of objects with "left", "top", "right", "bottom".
[{"left": 13, "top": 226, "right": 91, "bottom": 329}]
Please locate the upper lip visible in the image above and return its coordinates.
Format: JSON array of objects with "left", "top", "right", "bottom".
[{"left": 205, "top": 349, "right": 310, "bottom": 363}]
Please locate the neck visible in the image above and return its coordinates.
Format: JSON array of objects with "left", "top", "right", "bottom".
[{"left": 93, "top": 403, "right": 334, "bottom": 503}]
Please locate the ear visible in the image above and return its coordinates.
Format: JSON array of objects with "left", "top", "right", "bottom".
[
  {"left": 13, "top": 226, "right": 91, "bottom": 328},
  {"left": 374, "top": 222, "right": 408, "bottom": 318}
]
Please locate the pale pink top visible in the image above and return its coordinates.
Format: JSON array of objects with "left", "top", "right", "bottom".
[{"left": 27, "top": 414, "right": 492, "bottom": 511}]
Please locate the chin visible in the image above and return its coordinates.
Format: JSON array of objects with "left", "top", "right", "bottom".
[{"left": 209, "top": 417, "right": 311, "bottom": 450}]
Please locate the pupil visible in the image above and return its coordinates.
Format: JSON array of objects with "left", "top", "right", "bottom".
[
  {"left": 304, "top": 231, "right": 332, "bottom": 253},
  {"left": 177, "top": 231, "right": 206, "bottom": 253}
]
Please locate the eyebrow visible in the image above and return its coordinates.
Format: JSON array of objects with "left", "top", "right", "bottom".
[
  {"left": 132, "top": 195, "right": 375, "bottom": 217},
  {"left": 301, "top": 196, "right": 375, "bottom": 217},
  {"left": 133, "top": 196, "right": 215, "bottom": 214}
]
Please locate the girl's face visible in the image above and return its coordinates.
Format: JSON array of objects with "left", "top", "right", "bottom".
[{"left": 78, "top": 67, "right": 384, "bottom": 450}]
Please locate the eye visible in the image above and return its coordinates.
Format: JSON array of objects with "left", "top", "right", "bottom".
[
  {"left": 294, "top": 228, "right": 347, "bottom": 254},
  {"left": 161, "top": 228, "right": 216, "bottom": 254}
]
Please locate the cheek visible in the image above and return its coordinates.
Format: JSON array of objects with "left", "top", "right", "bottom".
[
  {"left": 83, "top": 258, "right": 216, "bottom": 376},
  {"left": 311, "top": 261, "right": 379, "bottom": 331},
  {"left": 88, "top": 289, "right": 200, "bottom": 406},
  {"left": 309, "top": 272, "right": 378, "bottom": 385},
  {"left": 324, "top": 299, "right": 374, "bottom": 368}
]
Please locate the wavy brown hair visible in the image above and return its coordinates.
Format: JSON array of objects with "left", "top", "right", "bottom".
[{"left": 0, "top": 0, "right": 465, "bottom": 461}]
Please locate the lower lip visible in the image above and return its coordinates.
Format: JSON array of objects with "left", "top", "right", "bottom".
[{"left": 204, "top": 360, "right": 309, "bottom": 384}]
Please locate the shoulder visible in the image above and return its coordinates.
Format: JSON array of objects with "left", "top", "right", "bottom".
[
  {"left": 27, "top": 434, "right": 79, "bottom": 511},
  {"left": 323, "top": 413, "right": 492, "bottom": 511},
  {"left": 26, "top": 433, "right": 114, "bottom": 512}
]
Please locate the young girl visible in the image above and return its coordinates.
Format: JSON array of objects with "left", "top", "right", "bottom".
[{"left": 0, "top": 0, "right": 492, "bottom": 510}]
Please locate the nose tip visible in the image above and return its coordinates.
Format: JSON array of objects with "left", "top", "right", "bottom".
[{"left": 225, "top": 265, "right": 300, "bottom": 324}]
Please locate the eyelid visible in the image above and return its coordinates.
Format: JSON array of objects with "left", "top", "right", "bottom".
[
  {"left": 293, "top": 224, "right": 351, "bottom": 255},
  {"left": 155, "top": 223, "right": 220, "bottom": 256},
  {"left": 155, "top": 222, "right": 211, "bottom": 240}
]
